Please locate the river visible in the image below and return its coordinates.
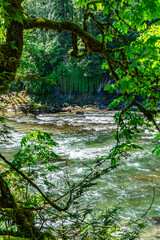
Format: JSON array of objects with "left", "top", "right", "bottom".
[{"left": 1, "top": 110, "right": 160, "bottom": 239}]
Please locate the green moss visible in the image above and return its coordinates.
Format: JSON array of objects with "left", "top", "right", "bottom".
[
  {"left": 0, "top": 237, "right": 30, "bottom": 240},
  {"left": 0, "top": 235, "right": 56, "bottom": 240}
]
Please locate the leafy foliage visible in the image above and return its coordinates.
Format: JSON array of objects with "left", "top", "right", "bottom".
[
  {"left": 12, "top": 130, "right": 60, "bottom": 195},
  {"left": 1, "top": 0, "right": 160, "bottom": 239}
]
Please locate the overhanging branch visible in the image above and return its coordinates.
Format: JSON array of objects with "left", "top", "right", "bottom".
[
  {"left": 23, "top": 17, "right": 106, "bottom": 54},
  {"left": 0, "top": 153, "right": 71, "bottom": 212}
]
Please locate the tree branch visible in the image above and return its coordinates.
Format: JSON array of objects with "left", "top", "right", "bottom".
[
  {"left": 0, "top": 153, "right": 71, "bottom": 212},
  {"left": 23, "top": 17, "right": 106, "bottom": 54}
]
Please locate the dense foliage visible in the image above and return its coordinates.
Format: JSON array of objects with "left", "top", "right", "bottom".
[
  {"left": 0, "top": 0, "right": 160, "bottom": 239},
  {"left": 14, "top": 0, "right": 106, "bottom": 99}
]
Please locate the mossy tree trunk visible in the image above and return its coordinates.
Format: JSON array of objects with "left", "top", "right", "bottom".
[
  {"left": 0, "top": 175, "right": 44, "bottom": 239},
  {"left": 0, "top": 0, "right": 24, "bottom": 93}
]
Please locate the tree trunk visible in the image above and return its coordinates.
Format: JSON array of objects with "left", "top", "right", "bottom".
[
  {"left": 0, "top": 175, "right": 44, "bottom": 239},
  {"left": 0, "top": 0, "right": 24, "bottom": 93}
]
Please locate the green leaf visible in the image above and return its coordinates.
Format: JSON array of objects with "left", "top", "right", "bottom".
[
  {"left": 120, "top": 80, "right": 130, "bottom": 94},
  {"left": 104, "top": 84, "right": 117, "bottom": 93}
]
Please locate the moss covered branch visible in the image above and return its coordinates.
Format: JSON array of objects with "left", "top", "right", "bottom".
[{"left": 23, "top": 17, "right": 105, "bottom": 54}]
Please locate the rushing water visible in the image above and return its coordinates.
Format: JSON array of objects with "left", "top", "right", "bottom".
[{"left": 1, "top": 110, "right": 160, "bottom": 239}]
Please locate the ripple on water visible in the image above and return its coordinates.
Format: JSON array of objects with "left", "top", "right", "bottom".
[
  {"left": 1, "top": 111, "right": 160, "bottom": 238},
  {"left": 9, "top": 111, "right": 116, "bottom": 133}
]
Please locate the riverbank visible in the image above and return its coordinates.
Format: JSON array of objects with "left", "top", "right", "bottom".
[
  {"left": 0, "top": 96, "right": 111, "bottom": 118},
  {"left": 0, "top": 90, "right": 123, "bottom": 117}
]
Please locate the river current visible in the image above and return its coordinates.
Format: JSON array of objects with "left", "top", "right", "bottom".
[{"left": 1, "top": 110, "right": 160, "bottom": 239}]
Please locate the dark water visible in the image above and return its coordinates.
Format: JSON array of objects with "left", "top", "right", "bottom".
[{"left": 1, "top": 111, "right": 160, "bottom": 239}]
